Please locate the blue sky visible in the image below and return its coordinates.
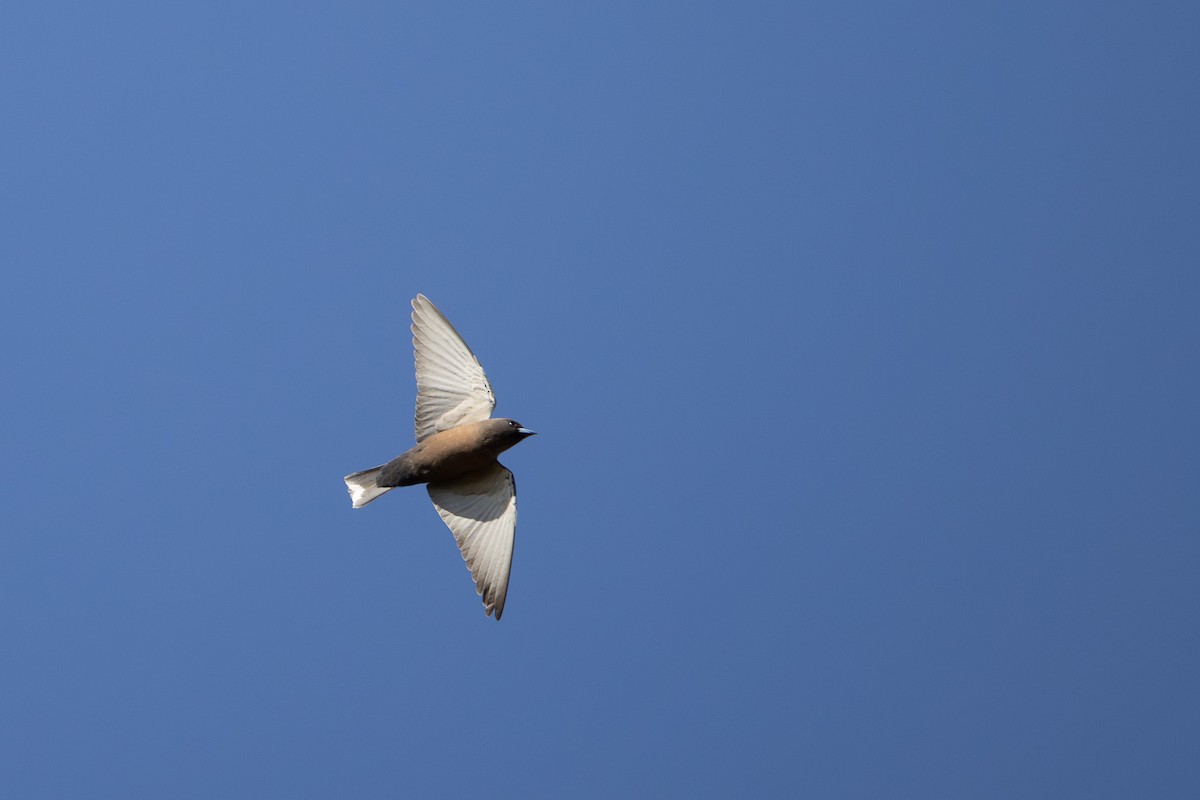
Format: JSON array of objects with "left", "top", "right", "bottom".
[{"left": 2, "top": 2, "right": 1198, "bottom": 797}]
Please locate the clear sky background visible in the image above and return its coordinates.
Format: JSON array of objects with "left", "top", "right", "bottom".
[{"left": 2, "top": 2, "right": 1198, "bottom": 798}]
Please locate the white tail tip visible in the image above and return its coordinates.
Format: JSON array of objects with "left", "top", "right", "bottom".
[{"left": 344, "top": 466, "right": 394, "bottom": 508}]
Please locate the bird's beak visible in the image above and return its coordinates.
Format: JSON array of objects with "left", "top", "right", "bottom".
[{"left": 516, "top": 427, "right": 537, "bottom": 436}]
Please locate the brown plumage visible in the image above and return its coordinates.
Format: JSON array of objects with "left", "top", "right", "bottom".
[
  {"left": 343, "top": 295, "right": 536, "bottom": 620},
  {"left": 371, "top": 419, "right": 534, "bottom": 487}
]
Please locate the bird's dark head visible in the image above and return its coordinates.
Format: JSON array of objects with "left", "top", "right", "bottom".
[
  {"left": 506, "top": 419, "right": 537, "bottom": 438},
  {"left": 480, "top": 418, "right": 537, "bottom": 454}
]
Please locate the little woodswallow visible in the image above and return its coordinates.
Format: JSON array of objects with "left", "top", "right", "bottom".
[{"left": 344, "top": 294, "right": 536, "bottom": 620}]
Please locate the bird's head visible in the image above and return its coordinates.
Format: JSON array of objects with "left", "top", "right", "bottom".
[{"left": 480, "top": 418, "right": 537, "bottom": 454}]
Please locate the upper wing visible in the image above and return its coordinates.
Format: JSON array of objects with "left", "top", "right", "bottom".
[
  {"left": 411, "top": 294, "right": 496, "bottom": 442},
  {"left": 427, "top": 463, "right": 517, "bottom": 620}
]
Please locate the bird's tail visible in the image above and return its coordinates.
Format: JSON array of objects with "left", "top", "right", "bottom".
[{"left": 344, "top": 466, "right": 394, "bottom": 508}]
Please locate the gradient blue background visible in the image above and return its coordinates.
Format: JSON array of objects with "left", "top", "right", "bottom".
[{"left": 3, "top": 2, "right": 1198, "bottom": 797}]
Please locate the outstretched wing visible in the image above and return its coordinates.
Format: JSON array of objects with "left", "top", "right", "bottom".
[
  {"left": 427, "top": 463, "right": 516, "bottom": 620},
  {"left": 411, "top": 294, "right": 496, "bottom": 442}
]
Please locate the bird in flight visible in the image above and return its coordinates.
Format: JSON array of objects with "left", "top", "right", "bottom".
[{"left": 344, "top": 294, "right": 536, "bottom": 620}]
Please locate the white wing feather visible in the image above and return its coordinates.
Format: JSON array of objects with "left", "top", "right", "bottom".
[
  {"left": 427, "top": 464, "right": 516, "bottom": 620},
  {"left": 411, "top": 294, "right": 495, "bottom": 442}
]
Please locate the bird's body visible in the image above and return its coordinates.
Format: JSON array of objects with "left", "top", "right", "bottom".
[
  {"left": 389, "top": 420, "right": 528, "bottom": 484},
  {"left": 349, "top": 419, "right": 532, "bottom": 489},
  {"left": 344, "top": 295, "right": 535, "bottom": 620}
]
